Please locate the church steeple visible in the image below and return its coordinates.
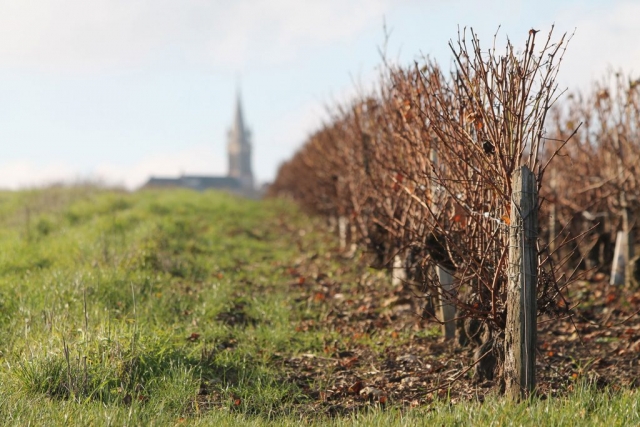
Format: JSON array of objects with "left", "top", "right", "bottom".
[
  {"left": 231, "top": 90, "right": 245, "bottom": 138},
  {"left": 227, "top": 89, "right": 254, "bottom": 190}
]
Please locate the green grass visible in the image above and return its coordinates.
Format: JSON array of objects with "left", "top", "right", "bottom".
[{"left": 0, "top": 186, "right": 638, "bottom": 426}]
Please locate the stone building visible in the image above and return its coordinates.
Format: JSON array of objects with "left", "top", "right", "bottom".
[{"left": 143, "top": 91, "right": 255, "bottom": 195}]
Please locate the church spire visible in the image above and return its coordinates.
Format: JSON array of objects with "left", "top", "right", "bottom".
[
  {"left": 232, "top": 87, "right": 245, "bottom": 137},
  {"left": 227, "top": 88, "right": 254, "bottom": 190}
]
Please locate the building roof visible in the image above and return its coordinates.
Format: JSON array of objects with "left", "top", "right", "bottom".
[
  {"left": 143, "top": 175, "right": 242, "bottom": 192},
  {"left": 181, "top": 175, "right": 242, "bottom": 190},
  {"left": 144, "top": 177, "right": 183, "bottom": 187}
]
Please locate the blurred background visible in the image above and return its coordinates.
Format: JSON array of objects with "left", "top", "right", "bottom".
[{"left": 0, "top": 0, "right": 637, "bottom": 190}]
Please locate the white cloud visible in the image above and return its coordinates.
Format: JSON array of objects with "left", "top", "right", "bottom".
[
  {"left": 0, "top": 160, "right": 77, "bottom": 190},
  {"left": 199, "top": 0, "right": 395, "bottom": 67},
  {"left": 0, "top": 0, "right": 399, "bottom": 73}
]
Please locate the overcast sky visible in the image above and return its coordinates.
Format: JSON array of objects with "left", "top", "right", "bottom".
[{"left": 1, "top": 0, "right": 639, "bottom": 189}]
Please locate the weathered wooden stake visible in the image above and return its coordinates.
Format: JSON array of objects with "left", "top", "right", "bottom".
[
  {"left": 611, "top": 199, "right": 634, "bottom": 286},
  {"left": 548, "top": 168, "right": 557, "bottom": 254},
  {"left": 622, "top": 204, "right": 635, "bottom": 288},
  {"left": 392, "top": 253, "right": 406, "bottom": 287},
  {"left": 430, "top": 147, "right": 456, "bottom": 340},
  {"left": 614, "top": 127, "right": 635, "bottom": 287},
  {"left": 505, "top": 166, "right": 538, "bottom": 400},
  {"left": 611, "top": 231, "right": 628, "bottom": 286},
  {"left": 338, "top": 216, "right": 347, "bottom": 250},
  {"left": 349, "top": 223, "right": 358, "bottom": 254},
  {"left": 437, "top": 266, "right": 456, "bottom": 340}
]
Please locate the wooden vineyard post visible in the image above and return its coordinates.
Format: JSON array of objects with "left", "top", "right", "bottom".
[
  {"left": 437, "top": 266, "right": 456, "bottom": 340},
  {"left": 610, "top": 202, "right": 634, "bottom": 286},
  {"left": 611, "top": 123, "right": 635, "bottom": 287},
  {"left": 611, "top": 231, "right": 628, "bottom": 286},
  {"left": 430, "top": 148, "right": 456, "bottom": 340},
  {"left": 548, "top": 168, "right": 557, "bottom": 254},
  {"left": 338, "top": 216, "right": 347, "bottom": 250},
  {"left": 392, "top": 253, "right": 406, "bottom": 287},
  {"left": 505, "top": 166, "right": 538, "bottom": 400},
  {"left": 349, "top": 222, "right": 358, "bottom": 254}
]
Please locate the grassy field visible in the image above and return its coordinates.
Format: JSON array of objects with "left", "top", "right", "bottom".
[{"left": 0, "top": 187, "right": 638, "bottom": 426}]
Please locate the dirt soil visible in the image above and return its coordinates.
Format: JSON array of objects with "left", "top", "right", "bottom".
[{"left": 279, "top": 241, "right": 640, "bottom": 416}]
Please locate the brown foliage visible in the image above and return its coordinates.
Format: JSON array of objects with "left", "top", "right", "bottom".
[{"left": 270, "top": 27, "right": 574, "bottom": 338}]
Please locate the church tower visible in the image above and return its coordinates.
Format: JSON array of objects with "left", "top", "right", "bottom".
[{"left": 227, "top": 90, "right": 254, "bottom": 190}]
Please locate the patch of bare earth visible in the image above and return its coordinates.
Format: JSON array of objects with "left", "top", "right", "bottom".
[{"left": 280, "top": 243, "right": 640, "bottom": 415}]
